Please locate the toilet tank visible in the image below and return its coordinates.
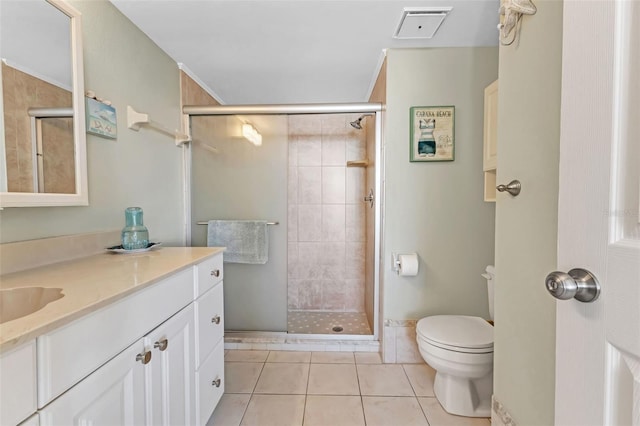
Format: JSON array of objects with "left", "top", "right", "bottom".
[{"left": 482, "top": 265, "right": 495, "bottom": 320}]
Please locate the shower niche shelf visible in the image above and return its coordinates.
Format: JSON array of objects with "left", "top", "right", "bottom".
[{"left": 346, "top": 160, "right": 369, "bottom": 167}]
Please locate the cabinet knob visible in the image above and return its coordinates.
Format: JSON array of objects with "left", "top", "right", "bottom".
[
  {"left": 210, "top": 269, "right": 220, "bottom": 277},
  {"left": 212, "top": 378, "right": 222, "bottom": 388},
  {"left": 211, "top": 315, "right": 221, "bottom": 324},
  {"left": 154, "top": 338, "right": 169, "bottom": 351},
  {"left": 136, "top": 350, "right": 152, "bottom": 365}
]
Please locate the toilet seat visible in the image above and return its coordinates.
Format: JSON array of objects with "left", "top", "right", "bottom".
[{"left": 417, "top": 315, "right": 493, "bottom": 353}]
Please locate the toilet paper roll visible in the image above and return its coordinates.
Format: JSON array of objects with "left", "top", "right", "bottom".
[{"left": 398, "top": 253, "right": 419, "bottom": 276}]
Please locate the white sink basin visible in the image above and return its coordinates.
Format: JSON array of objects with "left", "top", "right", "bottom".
[{"left": 0, "top": 287, "right": 64, "bottom": 324}]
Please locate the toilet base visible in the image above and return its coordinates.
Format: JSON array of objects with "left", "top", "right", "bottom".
[{"left": 433, "top": 370, "right": 492, "bottom": 417}]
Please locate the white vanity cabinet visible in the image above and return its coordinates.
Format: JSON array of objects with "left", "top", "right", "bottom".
[
  {"left": 0, "top": 340, "right": 37, "bottom": 426},
  {"left": 23, "top": 250, "right": 225, "bottom": 426},
  {"left": 39, "top": 305, "right": 196, "bottom": 426}
]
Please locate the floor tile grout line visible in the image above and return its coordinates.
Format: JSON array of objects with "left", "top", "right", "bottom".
[
  {"left": 354, "top": 358, "right": 368, "bottom": 426},
  {"left": 301, "top": 354, "right": 314, "bottom": 426},
  {"left": 235, "top": 393, "right": 252, "bottom": 426},
  {"left": 401, "top": 363, "right": 419, "bottom": 398},
  {"left": 249, "top": 359, "right": 267, "bottom": 394},
  {"left": 416, "top": 396, "right": 433, "bottom": 426}
]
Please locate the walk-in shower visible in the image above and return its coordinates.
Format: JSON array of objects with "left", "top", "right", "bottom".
[{"left": 183, "top": 103, "right": 382, "bottom": 341}]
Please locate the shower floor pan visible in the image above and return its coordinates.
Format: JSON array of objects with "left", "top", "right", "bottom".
[{"left": 287, "top": 311, "right": 372, "bottom": 335}]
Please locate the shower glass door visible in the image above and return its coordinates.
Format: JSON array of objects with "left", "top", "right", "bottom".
[{"left": 190, "top": 114, "right": 288, "bottom": 332}]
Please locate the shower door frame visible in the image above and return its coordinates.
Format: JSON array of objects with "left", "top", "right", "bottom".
[{"left": 182, "top": 103, "right": 383, "bottom": 340}]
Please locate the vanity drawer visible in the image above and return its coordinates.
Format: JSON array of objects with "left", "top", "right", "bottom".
[
  {"left": 195, "top": 340, "right": 224, "bottom": 426},
  {"left": 0, "top": 340, "right": 37, "bottom": 426},
  {"left": 37, "top": 268, "right": 193, "bottom": 407},
  {"left": 194, "top": 282, "right": 224, "bottom": 368},
  {"left": 194, "top": 254, "right": 223, "bottom": 298}
]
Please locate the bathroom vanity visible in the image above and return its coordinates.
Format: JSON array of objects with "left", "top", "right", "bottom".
[{"left": 0, "top": 247, "right": 224, "bottom": 426}]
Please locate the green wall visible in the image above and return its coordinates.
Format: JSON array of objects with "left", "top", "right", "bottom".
[
  {"left": 493, "top": 1, "right": 563, "bottom": 424},
  {"left": 383, "top": 48, "right": 498, "bottom": 320},
  {"left": 0, "top": 0, "right": 183, "bottom": 244}
]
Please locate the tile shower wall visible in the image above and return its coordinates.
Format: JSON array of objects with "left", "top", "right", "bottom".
[
  {"left": 2, "top": 63, "right": 74, "bottom": 193},
  {"left": 288, "top": 114, "right": 367, "bottom": 313}
]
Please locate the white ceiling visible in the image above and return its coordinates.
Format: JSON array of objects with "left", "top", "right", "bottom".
[{"left": 110, "top": 0, "right": 500, "bottom": 105}]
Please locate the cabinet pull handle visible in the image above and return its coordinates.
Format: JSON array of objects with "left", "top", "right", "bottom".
[
  {"left": 136, "top": 350, "right": 152, "bottom": 365},
  {"left": 210, "top": 269, "right": 220, "bottom": 277},
  {"left": 154, "top": 338, "right": 169, "bottom": 351},
  {"left": 212, "top": 378, "right": 222, "bottom": 388},
  {"left": 211, "top": 315, "right": 221, "bottom": 324}
]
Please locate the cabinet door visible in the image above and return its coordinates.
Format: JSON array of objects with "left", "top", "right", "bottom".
[
  {"left": 145, "top": 304, "right": 196, "bottom": 426},
  {"left": 0, "top": 340, "right": 36, "bottom": 426},
  {"left": 39, "top": 339, "right": 147, "bottom": 426},
  {"left": 194, "top": 282, "right": 224, "bottom": 369},
  {"left": 196, "top": 340, "right": 225, "bottom": 426},
  {"left": 18, "top": 414, "right": 39, "bottom": 426}
]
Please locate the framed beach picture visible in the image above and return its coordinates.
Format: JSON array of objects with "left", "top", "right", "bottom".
[
  {"left": 410, "top": 106, "right": 455, "bottom": 162},
  {"left": 86, "top": 97, "right": 117, "bottom": 139}
]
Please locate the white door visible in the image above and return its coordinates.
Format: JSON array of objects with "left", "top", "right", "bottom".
[
  {"left": 554, "top": 0, "right": 640, "bottom": 425},
  {"left": 145, "top": 304, "right": 195, "bottom": 426},
  {"left": 39, "top": 339, "right": 147, "bottom": 426}
]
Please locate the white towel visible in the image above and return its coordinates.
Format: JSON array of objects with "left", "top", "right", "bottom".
[{"left": 207, "top": 220, "right": 268, "bottom": 264}]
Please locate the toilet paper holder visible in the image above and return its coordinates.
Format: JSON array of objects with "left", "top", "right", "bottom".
[{"left": 391, "top": 252, "right": 419, "bottom": 275}]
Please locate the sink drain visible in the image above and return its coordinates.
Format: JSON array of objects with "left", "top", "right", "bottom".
[{"left": 332, "top": 326, "right": 344, "bottom": 332}]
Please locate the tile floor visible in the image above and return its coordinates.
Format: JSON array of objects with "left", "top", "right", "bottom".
[
  {"left": 287, "top": 311, "right": 372, "bottom": 335},
  {"left": 208, "top": 350, "right": 491, "bottom": 426}
]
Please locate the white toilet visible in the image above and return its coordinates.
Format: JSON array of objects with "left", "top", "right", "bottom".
[{"left": 416, "top": 265, "right": 495, "bottom": 417}]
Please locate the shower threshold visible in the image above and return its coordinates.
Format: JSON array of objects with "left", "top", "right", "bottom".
[{"left": 224, "top": 330, "right": 379, "bottom": 353}]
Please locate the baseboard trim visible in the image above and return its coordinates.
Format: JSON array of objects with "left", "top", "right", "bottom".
[{"left": 492, "top": 396, "right": 517, "bottom": 426}]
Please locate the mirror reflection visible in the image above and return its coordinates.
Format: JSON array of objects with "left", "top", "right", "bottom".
[{"left": 1, "top": 0, "right": 75, "bottom": 194}]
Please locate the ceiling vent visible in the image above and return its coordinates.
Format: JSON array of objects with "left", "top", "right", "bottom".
[{"left": 394, "top": 7, "right": 453, "bottom": 39}]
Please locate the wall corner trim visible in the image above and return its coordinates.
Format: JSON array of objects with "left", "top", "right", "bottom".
[{"left": 364, "top": 49, "right": 387, "bottom": 102}]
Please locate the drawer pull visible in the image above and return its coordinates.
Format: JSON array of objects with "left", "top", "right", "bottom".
[
  {"left": 211, "top": 315, "right": 221, "bottom": 324},
  {"left": 210, "top": 269, "right": 220, "bottom": 277},
  {"left": 154, "top": 338, "right": 169, "bottom": 351},
  {"left": 212, "top": 378, "right": 222, "bottom": 388},
  {"left": 136, "top": 350, "right": 152, "bottom": 365}
]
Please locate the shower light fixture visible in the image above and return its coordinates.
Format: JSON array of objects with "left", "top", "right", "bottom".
[{"left": 242, "top": 123, "right": 262, "bottom": 146}]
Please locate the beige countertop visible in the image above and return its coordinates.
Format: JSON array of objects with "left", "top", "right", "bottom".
[{"left": 0, "top": 247, "right": 224, "bottom": 352}]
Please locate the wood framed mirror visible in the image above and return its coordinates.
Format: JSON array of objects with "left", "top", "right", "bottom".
[{"left": 0, "top": 0, "right": 88, "bottom": 207}]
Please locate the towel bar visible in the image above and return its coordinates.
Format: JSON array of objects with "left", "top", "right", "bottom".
[{"left": 197, "top": 221, "right": 279, "bottom": 226}]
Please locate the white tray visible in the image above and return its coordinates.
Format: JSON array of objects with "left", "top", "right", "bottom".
[{"left": 105, "top": 242, "right": 162, "bottom": 254}]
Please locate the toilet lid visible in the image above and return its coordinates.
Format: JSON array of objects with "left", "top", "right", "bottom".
[{"left": 416, "top": 315, "right": 493, "bottom": 350}]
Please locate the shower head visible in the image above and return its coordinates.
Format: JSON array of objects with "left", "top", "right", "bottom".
[{"left": 350, "top": 114, "right": 373, "bottom": 130}]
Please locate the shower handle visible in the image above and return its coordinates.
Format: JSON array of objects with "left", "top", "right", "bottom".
[{"left": 363, "top": 189, "right": 374, "bottom": 208}]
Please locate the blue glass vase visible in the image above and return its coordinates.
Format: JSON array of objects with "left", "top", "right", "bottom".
[{"left": 121, "top": 207, "right": 149, "bottom": 250}]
